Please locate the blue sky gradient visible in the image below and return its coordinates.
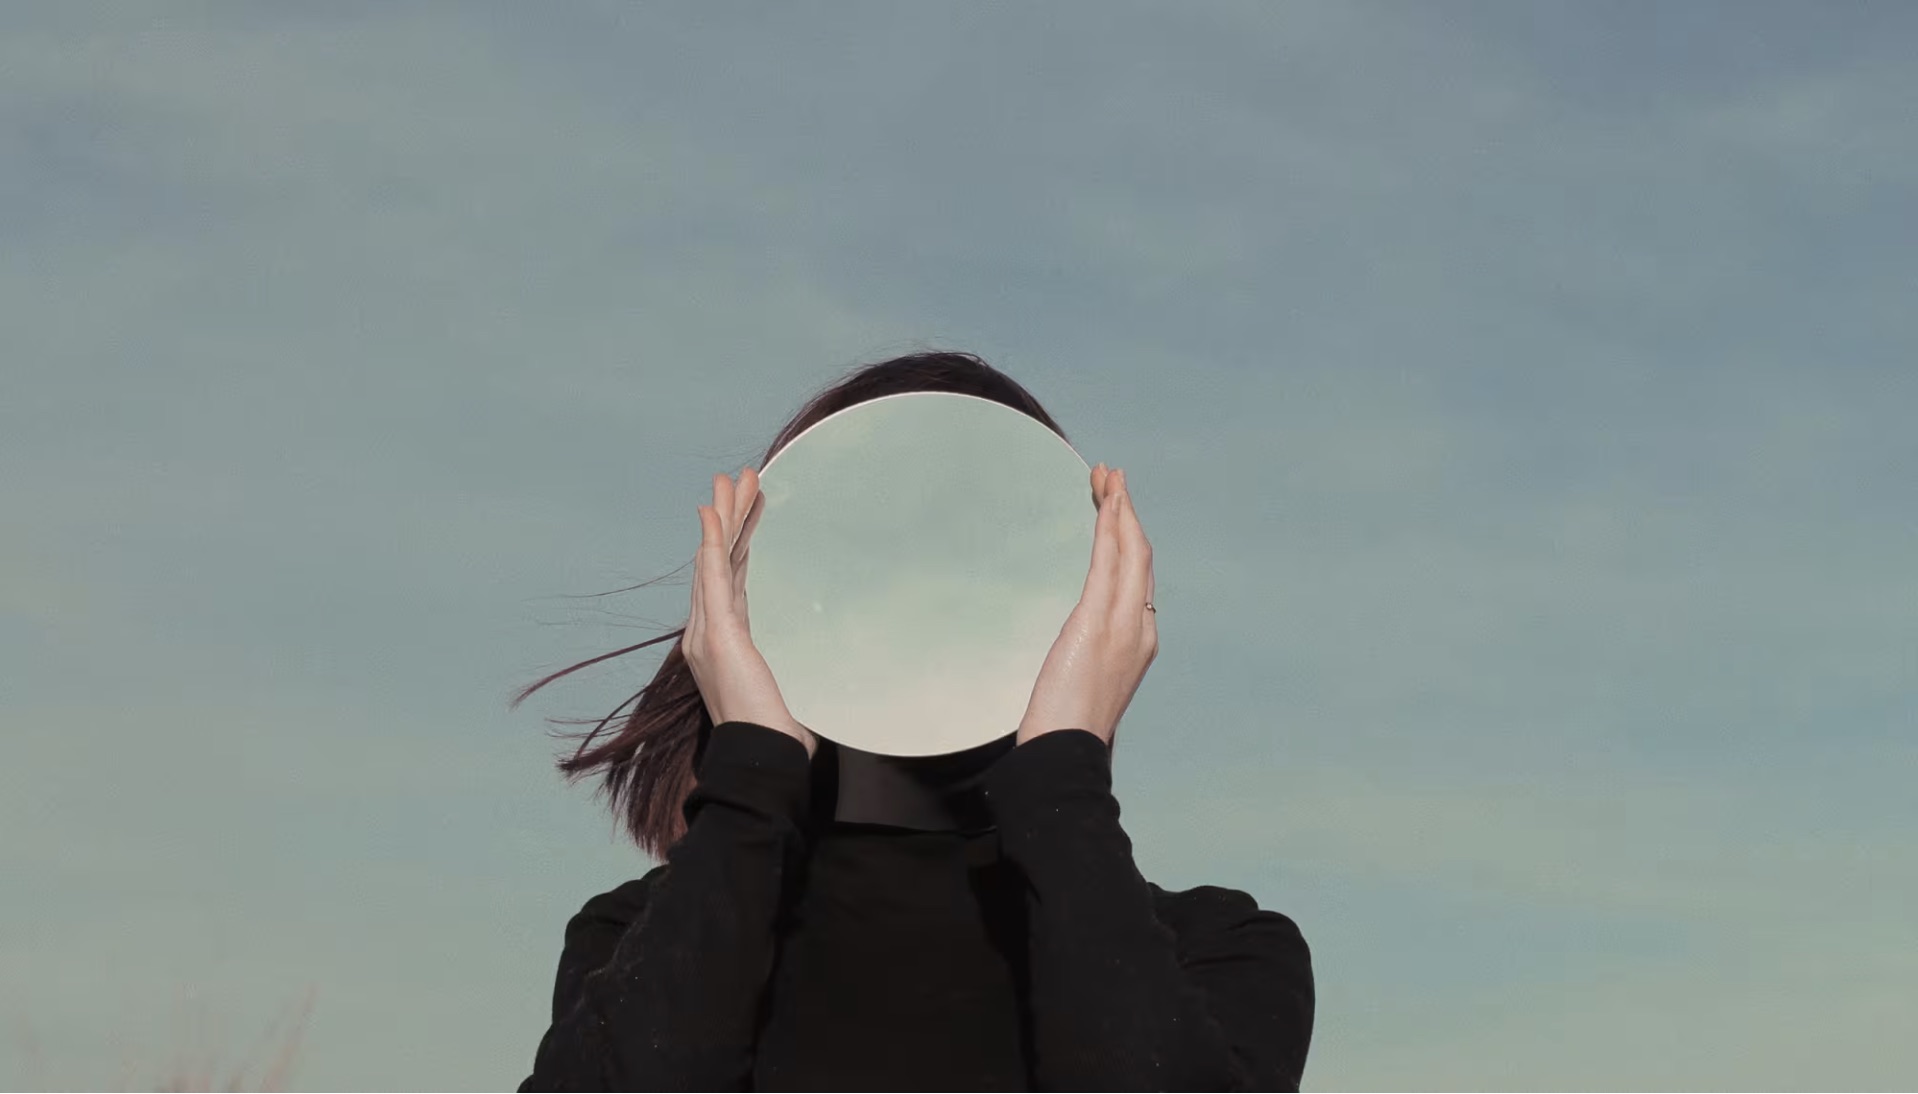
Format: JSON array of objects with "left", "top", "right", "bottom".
[{"left": 3, "top": 2, "right": 1914, "bottom": 1089}]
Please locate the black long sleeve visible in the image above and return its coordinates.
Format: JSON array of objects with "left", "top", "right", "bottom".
[
  {"left": 982, "top": 729, "right": 1314, "bottom": 1091},
  {"left": 519, "top": 721, "right": 813, "bottom": 1092},
  {"left": 521, "top": 723, "right": 1314, "bottom": 1091}
]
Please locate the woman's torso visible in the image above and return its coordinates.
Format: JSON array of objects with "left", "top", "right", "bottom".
[{"left": 749, "top": 824, "right": 1033, "bottom": 1091}]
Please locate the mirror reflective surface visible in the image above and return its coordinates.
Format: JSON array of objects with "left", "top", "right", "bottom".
[{"left": 749, "top": 392, "right": 1095, "bottom": 757}]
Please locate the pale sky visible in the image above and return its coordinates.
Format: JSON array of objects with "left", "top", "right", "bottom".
[{"left": 3, "top": 2, "right": 1914, "bottom": 1090}]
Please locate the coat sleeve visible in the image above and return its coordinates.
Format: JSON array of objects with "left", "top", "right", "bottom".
[
  {"left": 518, "top": 722, "right": 814, "bottom": 1092},
  {"left": 981, "top": 729, "right": 1315, "bottom": 1091}
]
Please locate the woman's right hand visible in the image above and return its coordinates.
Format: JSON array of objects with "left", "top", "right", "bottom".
[{"left": 681, "top": 466, "right": 818, "bottom": 758}]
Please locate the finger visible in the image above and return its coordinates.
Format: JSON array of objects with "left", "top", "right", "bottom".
[
  {"left": 733, "top": 491, "right": 763, "bottom": 600},
  {"left": 697, "top": 503, "right": 734, "bottom": 623},
  {"left": 688, "top": 504, "right": 711, "bottom": 638},
  {"left": 1112, "top": 471, "right": 1152, "bottom": 621},
  {"left": 1082, "top": 464, "right": 1121, "bottom": 608},
  {"left": 1090, "top": 462, "right": 1110, "bottom": 507},
  {"left": 732, "top": 473, "right": 762, "bottom": 573},
  {"left": 1143, "top": 530, "right": 1158, "bottom": 645},
  {"left": 1145, "top": 536, "right": 1156, "bottom": 613},
  {"left": 712, "top": 472, "right": 737, "bottom": 552},
  {"left": 732, "top": 466, "right": 758, "bottom": 540},
  {"left": 1104, "top": 470, "right": 1134, "bottom": 619}
]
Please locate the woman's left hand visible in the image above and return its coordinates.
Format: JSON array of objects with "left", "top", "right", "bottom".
[{"left": 1017, "top": 463, "right": 1158, "bottom": 748}]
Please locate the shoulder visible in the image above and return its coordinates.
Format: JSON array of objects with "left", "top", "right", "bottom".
[
  {"left": 1147, "top": 880, "right": 1310, "bottom": 959},
  {"left": 563, "top": 865, "right": 668, "bottom": 945},
  {"left": 1150, "top": 882, "right": 1316, "bottom": 1089}
]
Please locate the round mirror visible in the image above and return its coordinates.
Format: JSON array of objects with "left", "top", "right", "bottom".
[{"left": 749, "top": 391, "right": 1095, "bottom": 757}]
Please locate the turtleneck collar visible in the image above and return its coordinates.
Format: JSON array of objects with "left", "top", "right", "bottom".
[{"left": 812, "top": 733, "right": 1019, "bottom": 834}]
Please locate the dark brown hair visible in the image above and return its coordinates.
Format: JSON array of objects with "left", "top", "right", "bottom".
[{"left": 509, "top": 350, "right": 1071, "bottom": 859}]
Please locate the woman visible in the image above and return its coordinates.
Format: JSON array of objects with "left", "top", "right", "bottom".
[{"left": 514, "top": 352, "right": 1314, "bottom": 1091}]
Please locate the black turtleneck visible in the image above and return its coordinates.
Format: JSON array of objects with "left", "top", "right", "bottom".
[{"left": 518, "top": 722, "right": 1315, "bottom": 1091}]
